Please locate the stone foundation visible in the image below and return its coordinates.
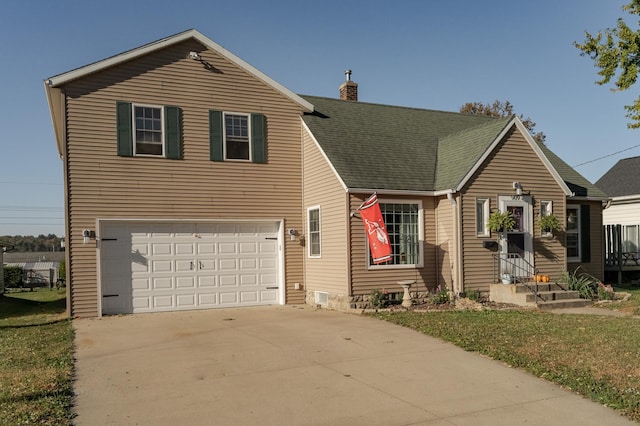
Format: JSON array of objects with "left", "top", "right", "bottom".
[{"left": 306, "top": 289, "right": 432, "bottom": 310}]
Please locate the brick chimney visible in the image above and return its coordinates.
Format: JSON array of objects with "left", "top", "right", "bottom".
[{"left": 339, "top": 69, "right": 358, "bottom": 101}]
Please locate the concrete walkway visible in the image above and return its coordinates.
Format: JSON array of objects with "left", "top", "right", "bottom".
[{"left": 73, "top": 306, "right": 634, "bottom": 425}]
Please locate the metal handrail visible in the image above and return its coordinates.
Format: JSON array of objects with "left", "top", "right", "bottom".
[{"left": 492, "top": 253, "right": 544, "bottom": 304}]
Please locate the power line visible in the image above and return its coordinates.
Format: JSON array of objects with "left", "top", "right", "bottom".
[
  {"left": 572, "top": 143, "right": 640, "bottom": 168},
  {"left": 0, "top": 181, "right": 62, "bottom": 186}
]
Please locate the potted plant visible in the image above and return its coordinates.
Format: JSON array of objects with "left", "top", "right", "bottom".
[
  {"left": 487, "top": 210, "right": 516, "bottom": 234},
  {"left": 538, "top": 213, "right": 561, "bottom": 234}
]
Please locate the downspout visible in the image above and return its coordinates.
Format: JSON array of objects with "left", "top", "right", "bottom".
[{"left": 447, "top": 191, "right": 462, "bottom": 296}]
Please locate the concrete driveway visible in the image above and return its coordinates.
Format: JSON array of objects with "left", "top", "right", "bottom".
[{"left": 73, "top": 306, "right": 633, "bottom": 425}]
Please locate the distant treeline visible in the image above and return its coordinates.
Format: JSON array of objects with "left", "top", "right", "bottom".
[{"left": 0, "top": 234, "right": 64, "bottom": 252}]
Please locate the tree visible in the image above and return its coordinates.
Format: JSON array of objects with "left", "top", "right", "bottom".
[
  {"left": 459, "top": 100, "right": 546, "bottom": 144},
  {"left": 575, "top": 1, "right": 640, "bottom": 128}
]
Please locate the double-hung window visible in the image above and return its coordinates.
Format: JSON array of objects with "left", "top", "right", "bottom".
[
  {"left": 225, "top": 113, "right": 250, "bottom": 160},
  {"left": 209, "top": 111, "right": 266, "bottom": 163},
  {"left": 476, "top": 198, "right": 489, "bottom": 237},
  {"left": 369, "top": 200, "right": 422, "bottom": 268},
  {"left": 566, "top": 205, "right": 581, "bottom": 262},
  {"left": 116, "top": 101, "right": 181, "bottom": 159},
  {"left": 308, "top": 206, "right": 321, "bottom": 257},
  {"left": 134, "top": 105, "right": 163, "bottom": 155}
]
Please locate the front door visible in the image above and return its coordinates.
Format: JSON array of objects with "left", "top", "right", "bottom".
[{"left": 499, "top": 196, "right": 533, "bottom": 279}]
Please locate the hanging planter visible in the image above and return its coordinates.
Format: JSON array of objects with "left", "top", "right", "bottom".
[
  {"left": 538, "top": 213, "right": 561, "bottom": 235},
  {"left": 487, "top": 210, "right": 515, "bottom": 234}
]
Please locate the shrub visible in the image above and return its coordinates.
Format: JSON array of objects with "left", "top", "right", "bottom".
[
  {"left": 430, "top": 286, "right": 450, "bottom": 305},
  {"left": 561, "top": 268, "right": 597, "bottom": 300},
  {"left": 598, "top": 283, "right": 615, "bottom": 300},
  {"left": 3, "top": 265, "right": 23, "bottom": 288},
  {"left": 369, "top": 288, "right": 389, "bottom": 308},
  {"left": 466, "top": 289, "right": 481, "bottom": 302}
]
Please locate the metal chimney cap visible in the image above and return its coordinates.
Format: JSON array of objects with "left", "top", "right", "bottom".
[{"left": 344, "top": 69, "right": 352, "bottom": 81}]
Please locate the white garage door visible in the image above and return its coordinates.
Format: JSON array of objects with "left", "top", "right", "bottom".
[{"left": 99, "top": 221, "right": 281, "bottom": 315}]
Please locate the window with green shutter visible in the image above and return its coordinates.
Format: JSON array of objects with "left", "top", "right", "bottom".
[
  {"left": 116, "top": 101, "right": 181, "bottom": 159},
  {"left": 209, "top": 110, "right": 266, "bottom": 163}
]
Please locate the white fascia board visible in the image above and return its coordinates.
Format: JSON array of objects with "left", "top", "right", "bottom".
[
  {"left": 45, "top": 29, "right": 313, "bottom": 113},
  {"left": 302, "top": 120, "right": 348, "bottom": 192},
  {"left": 454, "top": 117, "right": 573, "bottom": 196}
]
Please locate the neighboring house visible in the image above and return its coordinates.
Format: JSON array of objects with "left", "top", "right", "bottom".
[
  {"left": 45, "top": 29, "right": 608, "bottom": 317},
  {"left": 2, "top": 252, "right": 63, "bottom": 288},
  {"left": 596, "top": 156, "right": 640, "bottom": 267}
]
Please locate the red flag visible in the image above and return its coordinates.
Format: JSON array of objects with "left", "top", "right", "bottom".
[{"left": 359, "top": 194, "right": 392, "bottom": 264}]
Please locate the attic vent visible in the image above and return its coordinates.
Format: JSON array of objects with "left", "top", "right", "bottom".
[{"left": 315, "top": 291, "right": 329, "bottom": 306}]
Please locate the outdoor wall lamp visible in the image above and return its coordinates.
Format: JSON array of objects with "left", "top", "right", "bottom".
[
  {"left": 513, "top": 182, "right": 523, "bottom": 196},
  {"left": 82, "top": 229, "right": 95, "bottom": 244},
  {"left": 288, "top": 228, "right": 297, "bottom": 241},
  {"left": 189, "top": 51, "right": 214, "bottom": 70}
]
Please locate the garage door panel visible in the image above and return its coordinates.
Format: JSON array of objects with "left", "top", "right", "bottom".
[
  {"left": 199, "top": 294, "right": 217, "bottom": 306},
  {"left": 219, "top": 275, "right": 237, "bottom": 286},
  {"left": 198, "top": 276, "right": 217, "bottom": 287},
  {"left": 152, "top": 277, "right": 173, "bottom": 289},
  {"left": 176, "top": 294, "right": 195, "bottom": 307},
  {"left": 219, "top": 243, "right": 237, "bottom": 254},
  {"left": 101, "top": 221, "right": 281, "bottom": 314},
  {"left": 152, "top": 243, "right": 172, "bottom": 255},
  {"left": 240, "top": 291, "right": 258, "bottom": 303}
]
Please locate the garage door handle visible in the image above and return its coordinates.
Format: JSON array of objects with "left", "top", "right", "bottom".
[
  {"left": 103, "top": 294, "right": 118, "bottom": 298},
  {"left": 266, "top": 286, "right": 278, "bottom": 290}
]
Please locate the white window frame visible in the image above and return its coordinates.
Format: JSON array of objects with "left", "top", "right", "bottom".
[
  {"left": 223, "top": 112, "right": 251, "bottom": 162},
  {"left": 476, "top": 198, "right": 490, "bottom": 237},
  {"left": 307, "top": 206, "right": 321, "bottom": 258},
  {"left": 368, "top": 199, "right": 423, "bottom": 270},
  {"left": 566, "top": 205, "right": 581, "bottom": 262},
  {"left": 540, "top": 200, "right": 553, "bottom": 237},
  {"left": 132, "top": 103, "right": 165, "bottom": 157}
]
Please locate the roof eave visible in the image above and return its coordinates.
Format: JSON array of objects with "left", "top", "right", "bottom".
[{"left": 45, "top": 29, "right": 314, "bottom": 113}]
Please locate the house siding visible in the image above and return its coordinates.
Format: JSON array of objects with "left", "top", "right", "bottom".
[
  {"left": 62, "top": 40, "right": 306, "bottom": 317},
  {"left": 434, "top": 196, "right": 455, "bottom": 291},
  {"left": 349, "top": 194, "right": 436, "bottom": 298},
  {"left": 461, "top": 127, "right": 567, "bottom": 291},
  {"left": 603, "top": 201, "right": 640, "bottom": 226},
  {"left": 301, "top": 127, "right": 350, "bottom": 306}
]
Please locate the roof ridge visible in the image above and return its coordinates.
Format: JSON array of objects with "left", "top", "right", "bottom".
[{"left": 299, "top": 94, "right": 500, "bottom": 119}]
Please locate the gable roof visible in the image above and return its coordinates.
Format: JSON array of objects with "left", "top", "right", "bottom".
[
  {"left": 301, "top": 95, "right": 508, "bottom": 192},
  {"left": 45, "top": 29, "right": 313, "bottom": 112},
  {"left": 595, "top": 156, "right": 640, "bottom": 197},
  {"left": 302, "top": 96, "right": 603, "bottom": 198}
]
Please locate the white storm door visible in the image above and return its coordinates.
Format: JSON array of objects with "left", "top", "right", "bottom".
[{"left": 499, "top": 196, "right": 533, "bottom": 278}]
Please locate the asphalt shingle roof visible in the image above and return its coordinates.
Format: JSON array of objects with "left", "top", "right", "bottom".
[
  {"left": 595, "top": 156, "right": 640, "bottom": 197},
  {"left": 301, "top": 96, "right": 504, "bottom": 191},
  {"left": 301, "top": 95, "right": 606, "bottom": 198}
]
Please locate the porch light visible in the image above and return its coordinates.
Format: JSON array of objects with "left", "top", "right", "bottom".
[{"left": 513, "top": 182, "right": 523, "bottom": 196}]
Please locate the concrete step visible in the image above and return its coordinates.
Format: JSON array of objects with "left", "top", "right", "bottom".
[
  {"left": 536, "top": 298, "right": 593, "bottom": 310},
  {"left": 524, "top": 290, "right": 582, "bottom": 303},
  {"left": 513, "top": 283, "right": 568, "bottom": 293}
]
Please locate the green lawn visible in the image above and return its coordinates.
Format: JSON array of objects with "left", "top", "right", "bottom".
[
  {"left": 0, "top": 289, "right": 74, "bottom": 425},
  {"left": 373, "top": 291, "right": 640, "bottom": 423}
]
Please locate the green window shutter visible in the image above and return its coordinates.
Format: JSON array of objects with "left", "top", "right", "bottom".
[
  {"left": 580, "top": 205, "right": 591, "bottom": 263},
  {"left": 209, "top": 110, "right": 223, "bottom": 161},
  {"left": 164, "top": 106, "right": 181, "bottom": 159},
  {"left": 116, "top": 101, "right": 133, "bottom": 157},
  {"left": 251, "top": 113, "right": 266, "bottom": 164}
]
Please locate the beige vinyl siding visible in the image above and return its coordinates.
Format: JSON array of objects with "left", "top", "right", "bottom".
[
  {"left": 569, "top": 200, "right": 604, "bottom": 280},
  {"left": 434, "top": 196, "right": 455, "bottom": 290},
  {"left": 301, "top": 128, "right": 349, "bottom": 295},
  {"left": 461, "top": 127, "right": 567, "bottom": 291},
  {"left": 63, "top": 40, "right": 306, "bottom": 316},
  {"left": 349, "top": 194, "right": 436, "bottom": 296}
]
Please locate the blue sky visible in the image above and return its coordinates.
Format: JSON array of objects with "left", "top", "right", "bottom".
[{"left": 1, "top": 0, "right": 637, "bottom": 237}]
